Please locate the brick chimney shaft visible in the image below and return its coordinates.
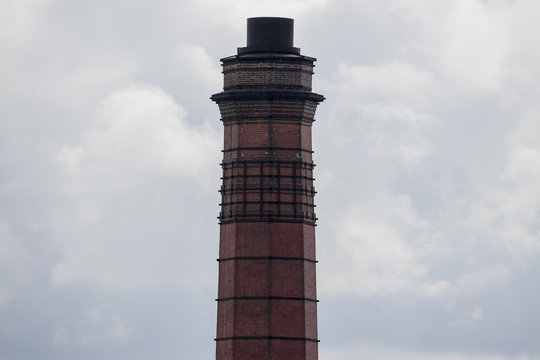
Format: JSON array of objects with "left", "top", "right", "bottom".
[{"left": 211, "top": 17, "right": 324, "bottom": 360}]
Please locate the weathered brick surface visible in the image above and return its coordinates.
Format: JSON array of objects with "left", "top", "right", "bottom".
[
  {"left": 303, "top": 261, "right": 317, "bottom": 300},
  {"left": 216, "top": 300, "right": 235, "bottom": 338},
  {"left": 219, "top": 223, "right": 237, "bottom": 259},
  {"left": 272, "top": 339, "right": 306, "bottom": 360},
  {"left": 233, "top": 339, "right": 270, "bottom": 360},
  {"left": 270, "top": 259, "right": 305, "bottom": 298},
  {"left": 223, "top": 60, "right": 313, "bottom": 90},
  {"left": 234, "top": 299, "right": 271, "bottom": 336},
  {"left": 271, "top": 299, "right": 305, "bottom": 337},
  {"left": 214, "top": 50, "right": 323, "bottom": 360},
  {"left": 304, "top": 301, "right": 318, "bottom": 339},
  {"left": 215, "top": 339, "right": 233, "bottom": 360},
  {"left": 218, "top": 100, "right": 319, "bottom": 124},
  {"left": 217, "top": 260, "right": 235, "bottom": 298},
  {"left": 305, "top": 341, "right": 318, "bottom": 360},
  {"left": 234, "top": 260, "right": 270, "bottom": 296}
]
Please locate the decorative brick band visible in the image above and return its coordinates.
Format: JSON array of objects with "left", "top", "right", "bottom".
[
  {"left": 223, "top": 67, "right": 313, "bottom": 75},
  {"left": 215, "top": 336, "right": 320, "bottom": 343},
  {"left": 223, "top": 85, "right": 309, "bottom": 91},
  {"left": 222, "top": 147, "right": 314, "bottom": 154}
]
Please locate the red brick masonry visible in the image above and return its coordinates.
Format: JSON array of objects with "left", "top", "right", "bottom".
[{"left": 212, "top": 52, "right": 324, "bottom": 360}]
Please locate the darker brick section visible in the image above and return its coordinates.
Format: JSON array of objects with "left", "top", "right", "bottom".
[
  {"left": 213, "top": 48, "right": 323, "bottom": 360},
  {"left": 223, "top": 60, "right": 314, "bottom": 91}
]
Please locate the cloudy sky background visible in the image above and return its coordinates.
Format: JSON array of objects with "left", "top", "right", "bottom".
[{"left": 2, "top": 0, "right": 540, "bottom": 359}]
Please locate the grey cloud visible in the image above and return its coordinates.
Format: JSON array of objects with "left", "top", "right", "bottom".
[{"left": 2, "top": 0, "right": 540, "bottom": 359}]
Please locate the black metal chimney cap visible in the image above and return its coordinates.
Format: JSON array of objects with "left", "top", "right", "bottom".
[{"left": 238, "top": 17, "right": 300, "bottom": 55}]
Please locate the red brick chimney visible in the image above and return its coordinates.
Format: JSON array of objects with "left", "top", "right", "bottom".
[{"left": 211, "top": 17, "right": 324, "bottom": 360}]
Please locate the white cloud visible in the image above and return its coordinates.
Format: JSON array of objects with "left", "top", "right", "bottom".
[
  {"left": 51, "top": 84, "right": 220, "bottom": 290},
  {"left": 316, "top": 1, "right": 540, "bottom": 307},
  {"left": 173, "top": 44, "right": 224, "bottom": 91},
  {"left": 56, "top": 84, "right": 219, "bottom": 194},
  {"left": 0, "top": 180, "right": 23, "bottom": 195},
  {"left": 53, "top": 323, "right": 69, "bottom": 345},
  {"left": 0, "top": 220, "right": 34, "bottom": 308},
  {"left": 421, "top": 265, "right": 512, "bottom": 304},
  {"left": 318, "top": 178, "right": 515, "bottom": 301},
  {"left": 320, "top": 194, "right": 431, "bottom": 297},
  {"left": 0, "top": 287, "right": 11, "bottom": 309},
  {"left": 333, "top": 61, "right": 435, "bottom": 101},
  {"left": 467, "top": 145, "right": 540, "bottom": 260},
  {"left": 323, "top": 61, "right": 437, "bottom": 163},
  {"left": 505, "top": 0, "right": 540, "bottom": 103},
  {"left": 439, "top": 0, "right": 511, "bottom": 93},
  {"left": 387, "top": 0, "right": 452, "bottom": 23},
  {"left": 196, "top": 0, "right": 328, "bottom": 27},
  {"left": 54, "top": 308, "right": 132, "bottom": 346},
  {"left": 2, "top": 0, "right": 540, "bottom": 358},
  {"left": 472, "top": 307, "right": 483, "bottom": 321},
  {"left": 106, "top": 315, "right": 132, "bottom": 340},
  {"left": 352, "top": 101, "right": 433, "bottom": 162},
  {"left": 46, "top": 54, "right": 139, "bottom": 111},
  {"left": 0, "top": 0, "right": 51, "bottom": 48},
  {"left": 321, "top": 343, "right": 533, "bottom": 360}
]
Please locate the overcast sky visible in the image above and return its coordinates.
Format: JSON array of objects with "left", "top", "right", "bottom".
[{"left": 1, "top": 0, "right": 540, "bottom": 359}]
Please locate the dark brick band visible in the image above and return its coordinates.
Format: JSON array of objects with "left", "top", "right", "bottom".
[
  {"left": 222, "top": 147, "right": 314, "bottom": 154},
  {"left": 223, "top": 67, "right": 313, "bottom": 74}
]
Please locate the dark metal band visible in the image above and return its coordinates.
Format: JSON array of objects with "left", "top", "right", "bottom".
[
  {"left": 216, "top": 296, "right": 318, "bottom": 302},
  {"left": 218, "top": 217, "right": 317, "bottom": 225},
  {"left": 220, "top": 159, "right": 315, "bottom": 167},
  {"left": 220, "top": 53, "right": 316, "bottom": 64},
  {"left": 218, "top": 215, "right": 317, "bottom": 224},
  {"left": 217, "top": 256, "right": 317, "bottom": 263},
  {"left": 220, "top": 187, "right": 316, "bottom": 196},
  {"left": 215, "top": 336, "right": 319, "bottom": 343},
  {"left": 220, "top": 200, "right": 315, "bottom": 208},
  {"left": 211, "top": 89, "right": 325, "bottom": 103},
  {"left": 220, "top": 174, "right": 315, "bottom": 182}
]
